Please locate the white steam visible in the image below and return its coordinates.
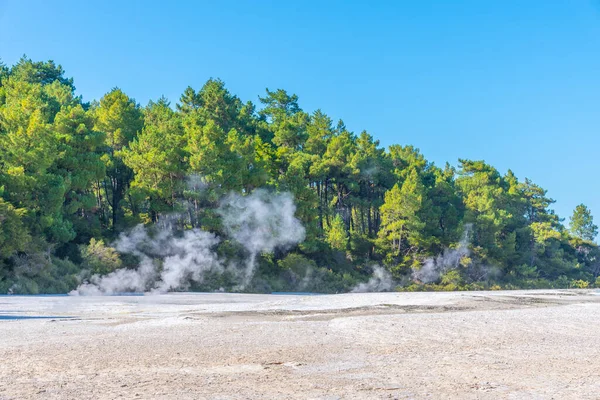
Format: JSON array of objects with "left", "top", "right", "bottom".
[
  {"left": 219, "top": 189, "right": 306, "bottom": 288},
  {"left": 351, "top": 266, "right": 394, "bottom": 293},
  {"left": 71, "top": 190, "right": 304, "bottom": 295},
  {"left": 412, "top": 224, "right": 472, "bottom": 283}
]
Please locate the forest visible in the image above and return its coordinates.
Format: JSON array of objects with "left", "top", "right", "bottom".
[{"left": 0, "top": 56, "right": 598, "bottom": 294}]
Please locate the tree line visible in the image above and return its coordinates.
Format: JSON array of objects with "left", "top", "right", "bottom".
[{"left": 0, "top": 56, "right": 598, "bottom": 294}]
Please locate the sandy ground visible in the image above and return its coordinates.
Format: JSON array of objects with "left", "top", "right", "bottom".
[{"left": 0, "top": 290, "right": 599, "bottom": 399}]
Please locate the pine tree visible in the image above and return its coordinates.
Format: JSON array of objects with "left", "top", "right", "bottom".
[
  {"left": 326, "top": 214, "right": 348, "bottom": 251},
  {"left": 121, "top": 98, "right": 187, "bottom": 221},
  {"left": 570, "top": 204, "right": 598, "bottom": 241},
  {"left": 93, "top": 88, "right": 143, "bottom": 230}
]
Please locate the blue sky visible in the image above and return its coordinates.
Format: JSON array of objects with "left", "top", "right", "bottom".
[{"left": 1, "top": 0, "right": 599, "bottom": 224}]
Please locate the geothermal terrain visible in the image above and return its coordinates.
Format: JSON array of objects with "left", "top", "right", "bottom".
[{"left": 0, "top": 290, "right": 599, "bottom": 399}]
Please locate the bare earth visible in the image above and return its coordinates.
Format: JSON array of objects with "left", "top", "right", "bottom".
[{"left": 0, "top": 290, "right": 599, "bottom": 399}]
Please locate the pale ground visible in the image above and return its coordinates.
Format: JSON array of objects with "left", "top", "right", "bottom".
[{"left": 1, "top": 290, "right": 599, "bottom": 399}]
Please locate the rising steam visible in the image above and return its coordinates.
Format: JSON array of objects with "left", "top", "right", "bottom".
[
  {"left": 412, "top": 224, "right": 473, "bottom": 283},
  {"left": 219, "top": 189, "right": 306, "bottom": 288},
  {"left": 70, "top": 190, "right": 305, "bottom": 295},
  {"left": 351, "top": 225, "right": 475, "bottom": 292},
  {"left": 351, "top": 266, "right": 394, "bottom": 293}
]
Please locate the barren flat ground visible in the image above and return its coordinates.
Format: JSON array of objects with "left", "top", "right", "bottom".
[{"left": 1, "top": 290, "right": 599, "bottom": 399}]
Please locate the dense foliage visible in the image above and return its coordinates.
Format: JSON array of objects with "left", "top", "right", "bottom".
[{"left": 0, "top": 57, "right": 598, "bottom": 294}]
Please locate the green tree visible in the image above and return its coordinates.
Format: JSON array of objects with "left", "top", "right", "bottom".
[
  {"left": 0, "top": 58, "right": 76, "bottom": 244},
  {"left": 176, "top": 86, "right": 201, "bottom": 114},
  {"left": 377, "top": 168, "right": 425, "bottom": 259},
  {"left": 425, "top": 166, "right": 463, "bottom": 249},
  {"left": 305, "top": 110, "right": 333, "bottom": 156},
  {"left": 9, "top": 56, "right": 74, "bottom": 90},
  {"left": 93, "top": 88, "right": 143, "bottom": 230},
  {"left": 259, "top": 88, "right": 308, "bottom": 151},
  {"left": 456, "top": 160, "right": 521, "bottom": 269},
  {"left": 0, "top": 198, "right": 30, "bottom": 259},
  {"left": 52, "top": 104, "right": 106, "bottom": 240},
  {"left": 326, "top": 214, "right": 348, "bottom": 251},
  {"left": 570, "top": 204, "right": 598, "bottom": 241},
  {"left": 122, "top": 97, "right": 186, "bottom": 221},
  {"left": 79, "top": 238, "right": 121, "bottom": 275}
]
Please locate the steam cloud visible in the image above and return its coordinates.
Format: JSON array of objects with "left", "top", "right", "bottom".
[
  {"left": 219, "top": 190, "right": 306, "bottom": 288},
  {"left": 351, "top": 266, "right": 394, "bottom": 293},
  {"left": 69, "top": 188, "right": 476, "bottom": 295},
  {"left": 412, "top": 224, "right": 473, "bottom": 283},
  {"left": 70, "top": 190, "right": 305, "bottom": 295}
]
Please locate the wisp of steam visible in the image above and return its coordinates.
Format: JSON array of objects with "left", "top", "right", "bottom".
[
  {"left": 70, "top": 190, "right": 305, "bottom": 295},
  {"left": 412, "top": 223, "right": 473, "bottom": 283},
  {"left": 351, "top": 266, "right": 394, "bottom": 293}
]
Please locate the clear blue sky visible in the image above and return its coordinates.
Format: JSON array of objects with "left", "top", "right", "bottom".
[{"left": 1, "top": 0, "right": 599, "bottom": 224}]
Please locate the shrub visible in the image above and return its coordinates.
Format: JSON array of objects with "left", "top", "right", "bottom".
[
  {"left": 79, "top": 238, "right": 122, "bottom": 275},
  {"left": 570, "top": 279, "right": 590, "bottom": 289},
  {"left": 277, "top": 253, "right": 316, "bottom": 275}
]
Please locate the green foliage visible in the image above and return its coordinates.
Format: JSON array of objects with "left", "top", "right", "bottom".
[
  {"left": 92, "top": 88, "right": 143, "bottom": 230},
  {"left": 79, "top": 238, "right": 121, "bottom": 275},
  {"left": 570, "top": 279, "right": 590, "bottom": 289},
  {"left": 10, "top": 56, "right": 74, "bottom": 90},
  {"left": 0, "top": 199, "right": 30, "bottom": 258},
  {"left": 325, "top": 214, "right": 348, "bottom": 251},
  {"left": 569, "top": 204, "right": 598, "bottom": 241},
  {"left": 122, "top": 98, "right": 186, "bottom": 218},
  {"left": 277, "top": 253, "right": 315, "bottom": 274},
  {"left": 0, "top": 56, "right": 597, "bottom": 294}
]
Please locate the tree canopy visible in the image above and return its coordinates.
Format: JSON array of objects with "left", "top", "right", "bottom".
[{"left": 0, "top": 57, "right": 598, "bottom": 294}]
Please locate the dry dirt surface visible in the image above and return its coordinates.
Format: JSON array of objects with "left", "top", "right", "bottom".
[{"left": 0, "top": 290, "right": 599, "bottom": 399}]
